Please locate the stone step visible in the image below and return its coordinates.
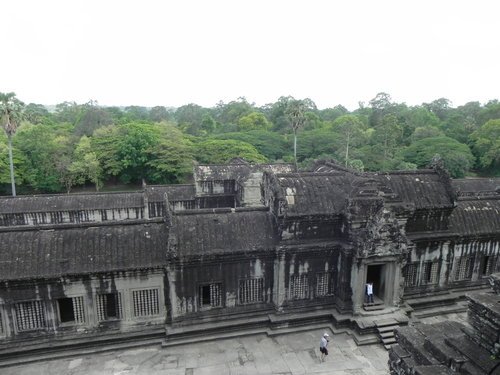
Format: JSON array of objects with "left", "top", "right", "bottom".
[
  {"left": 412, "top": 301, "right": 468, "bottom": 319},
  {"left": 384, "top": 344, "right": 395, "bottom": 350},
  {"left": 375, "top": 318, "right": 399, "bottom": 327},
  {"left": 382, "top": 337, "right": 397, "bottom": 345},
  {"left": 363, "top": 304, "right": 385, "bottom": 311},
  {"left": 163, "top": 327, "right": 267, "bottom": 348},
  {"left": 0, "top": 337, "right": 162, "bottom": 368},
  {"left": 379, "top": 331, "right": 395, "bottom": 339},
  {"left": 166, "top": 314, "right": 269, "bottom": 336},
  {"left": 377, "top": 325, "right": 399, "bottom": 333}
]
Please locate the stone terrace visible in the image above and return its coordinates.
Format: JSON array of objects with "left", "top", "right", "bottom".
[{"left": 1, "top": 329, "right": 389, "bottom": 375}]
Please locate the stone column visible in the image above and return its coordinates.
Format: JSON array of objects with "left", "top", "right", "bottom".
[
  {"left": 351, "top": 261, "right": 365, "bottom": 315},
  {"left": 272, "top": 248, "right": 286, "bottom": 311},
  {"left": 165, "top": 265, "right": 179, "bottom": 319}
]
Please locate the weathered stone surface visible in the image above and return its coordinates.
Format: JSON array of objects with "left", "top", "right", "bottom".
[
  {"left": 390, "top": 276, "right": 500, "bottom": 374},
  {"left": 0, "top": 160, "right": 498, "bottom": 362}
]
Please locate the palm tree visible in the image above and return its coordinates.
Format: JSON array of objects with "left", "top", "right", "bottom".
[
  {"left": 285, "top": 98, "right": 315, "bottom": 171},
  {"left": 0, "top": 92, "right": 25, "bottom": 196}
]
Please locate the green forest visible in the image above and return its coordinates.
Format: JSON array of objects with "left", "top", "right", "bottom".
[{"left": 1, "top": 92, "right": 499, "bottom": 195}]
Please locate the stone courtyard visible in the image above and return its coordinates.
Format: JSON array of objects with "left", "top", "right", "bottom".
[
  {"left": 0, "top": 313, "right": 474, "bottom": 375},
  {"left": 1, "top": 329, "right": 389, "bottom": 375}
]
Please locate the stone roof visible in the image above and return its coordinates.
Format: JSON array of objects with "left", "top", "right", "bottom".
[
  {"left": 449, "top": 198, "right": 500, "bottom": 237},
  {"left": 194, "top": 162, "right": 293, "bottom": 182},
  {"left": 452, "top": 177, "right": 500, "bottom": 193},
  {"left": 275, "top": 173, "right": 356, "bottom": 216},
  {"left": 0, "top": 192, "right": 143, "bottom": 214},
  {"left": 0, "top": 222, "right": 168, "bottom": 281},
  {"left": 145, "top": 185, "right": 195, "bottom": 201},
  {"left": 374, "top": 170, "right": 455, "bottom": 209},
  {"left": 169, "top": 208, "right": 278, "bottom": 258}
]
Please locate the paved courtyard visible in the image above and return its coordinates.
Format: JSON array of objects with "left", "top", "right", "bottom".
[{"left": 1, "top": 329, "right": 389, "bottom": 375}]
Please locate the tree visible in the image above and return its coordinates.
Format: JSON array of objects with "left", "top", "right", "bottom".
[
  {"left": 69, "top": 136, "right": 103, "bottom": 191},
  {"left": 423, "top": 98, "right": 452, "bottom": 121},
  {"left": 14, "top": 123, "right": 72, "bottom": 192},
  {"left": 212, "top": 130, "right": 289, "bottom": 160},
  {"left": 214, "top": 97, "right": 254, "bottom": 125},
  {"left": 285, "top": 98, "right": 316, "bottom": 170},
  {"left": 369, "top": 92, "right": 394, "bottom": 128},
  {"left": 296, "top": 129, "right": 338, "bottom": 162},
  {"left": 149, "top": 106, "right": 172, "bottom": 123},
  {"left": 331, "top": 115, "right": 366, "bottom": 166},
  {"left": 92, "top": 122, "right": 193, "bottom": 184},
  {"left": 403, "top": 137, "right": 475, "bottom": 178},
  {"left": 372, "top": 114, "right": 403, "bottom": 162},
  {"left": 319, "top": 105, "right": 348, "bottom": 122},
  {"left": 193, "top": 139, "right": 267, "bottom": 164},
  {"left": 175, "top": 103, "right": 209, "bottom": 136},
  {"left": 470, "top": 119, "right": 500, "bottom": 173},
  {"left": 237, "top": 112, "right": 271, "bottom": 132},
  {"left": 74, "top": 100, "right": 113, "bottom": 136},
  {"left": 261, "top": 96, "right": 294, "bottom": 132},
  {"left": 411, "top": 126, "right": 444, "bottom": 142},
  {"left": 24, "top": 103, "right": 50, "bottom": 124},
  {"left": 0, "top": 92, "right": 25, "bottom": 196}
]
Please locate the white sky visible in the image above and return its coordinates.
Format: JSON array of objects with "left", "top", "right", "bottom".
[{"left": 2, "top": 0, "right": 499, "bottom": 110}]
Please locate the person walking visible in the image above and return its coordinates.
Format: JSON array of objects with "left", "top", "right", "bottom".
[{"left": 319, "top": 332, "right": 329, "bottom": 362}]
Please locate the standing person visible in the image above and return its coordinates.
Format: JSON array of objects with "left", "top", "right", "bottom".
[
  {"left": 319, "top": 332, "right": 329, "bottom": 362},
  {"left": 366, "top": 282, "right": 374, "bottom": 304}
]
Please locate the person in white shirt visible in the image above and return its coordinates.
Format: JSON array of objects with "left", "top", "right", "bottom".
[
  {"left": 319, "top": 332, "right": 330, "bottom": 362},
  {"left": 366, "top": 282, "right": 374, "bottom": 304}
]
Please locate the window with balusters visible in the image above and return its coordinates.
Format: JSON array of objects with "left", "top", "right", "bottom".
[
  {"left": 453, "top": 255, "right": 475, "bottom": 281},
  {"left": 132, "top": 288, "right": 160, "bottom": 318},
  {"left": 422, "top": 261, "right": 439, "bottom": 285},
  {"left": 316, "top": 272, "right": 333, "bottom": 297},
  {"left": 14, "top": 300, "right": 47, "bottom": 332},
  {"left": 57, "top": 296, "right": 86, "bottom": 325},
  {"left": 289, "top": 274, "right": 309, "bottom": 300},
  {"left": 199, "top": 283, "right": 222, "bottom": 308},
  {"left": 403, "top": 263, "right": 418, "bottom": 287},
  {"left": 239, "top": 278, "right": 264, "bottom": 304},
  {"left": 96, "top": 293, "right": 123, "bottom": 321}
]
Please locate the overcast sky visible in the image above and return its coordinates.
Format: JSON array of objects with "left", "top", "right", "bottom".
[{"left": 2, "top": 0, "right": 499, "bottom": 110}]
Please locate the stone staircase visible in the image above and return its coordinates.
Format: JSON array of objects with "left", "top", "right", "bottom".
[
  {"left": 375, "top": 318, "right": 400, "bottom": 350},
  {"left": 363, "top": 295, "right": 385, "bottom": 312}
]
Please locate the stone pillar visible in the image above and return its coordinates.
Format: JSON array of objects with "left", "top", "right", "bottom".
[
  {"left": 272, "top": 248, "right": 286, "bottom": 311},
  {"left": 439, "top": 241, "right": 450, "bottom": 287},
  {"left": 351, "top": 261, "right": 365, "bottom": 314},
  {"left": 165, "top": 265, "right": 179, "bottom": 319}
]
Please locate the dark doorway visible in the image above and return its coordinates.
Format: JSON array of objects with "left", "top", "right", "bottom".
[
  {"left": 102, "top": 293, "right": 119, "bottom": 319},
  {"left": 58, "top": 298, "right": 75, "bottom": 323},
  {"left": 366, "top": 264, "right": 385, "bottom": 299},
  {"left": 200, "top": 285, "right": 211, "bottom": 306}
]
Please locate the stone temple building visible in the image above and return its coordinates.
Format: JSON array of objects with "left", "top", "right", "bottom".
[{"left": 0, "top": 159, "right": 498, "bottom": 362}]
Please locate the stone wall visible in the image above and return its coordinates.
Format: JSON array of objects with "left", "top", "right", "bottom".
[{"left": 389, "top": 273, "right": 500, "bottom": 374}]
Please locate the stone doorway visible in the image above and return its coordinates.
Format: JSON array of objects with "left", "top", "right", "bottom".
[{"left": 366, "top": 264, "right": 386, "bottom": 301}]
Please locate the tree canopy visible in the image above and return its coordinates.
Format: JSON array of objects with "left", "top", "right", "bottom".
[{"left": 1, "top": 92, "right": 499, "bottom": 195}]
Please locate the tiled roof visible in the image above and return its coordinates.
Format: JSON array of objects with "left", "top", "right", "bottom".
[
  {"left": 452, "top": 178, "right": 500, "bottom": 193},
  {"left": 374, "top": 171, "right": 455, "bottom": 209},
  {"left": 0, "top": 192, "right": 143, "bottom": 214},
  {"left": 449, "top": 198, "right": 500, "bottom": 236},
  {"left": 170, "top": 209, "right": 277, "bottom": 257},
  {"left": 0, "top": 222, "right": 168, "bottom": 280},
  {"left": 276, "top": 173, "right": 356, "bottom": 216},
  {"left": 146, "top": 185, "right": 195, "bottom": 201}
]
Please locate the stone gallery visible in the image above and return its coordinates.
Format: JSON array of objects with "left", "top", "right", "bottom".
[{"left": 0, "top": 159, "right": 498, "bottom": 362}]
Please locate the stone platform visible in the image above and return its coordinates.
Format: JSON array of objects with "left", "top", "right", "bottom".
[{"left": 1, "top": 329, "right": 389, "bottom": 375}]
